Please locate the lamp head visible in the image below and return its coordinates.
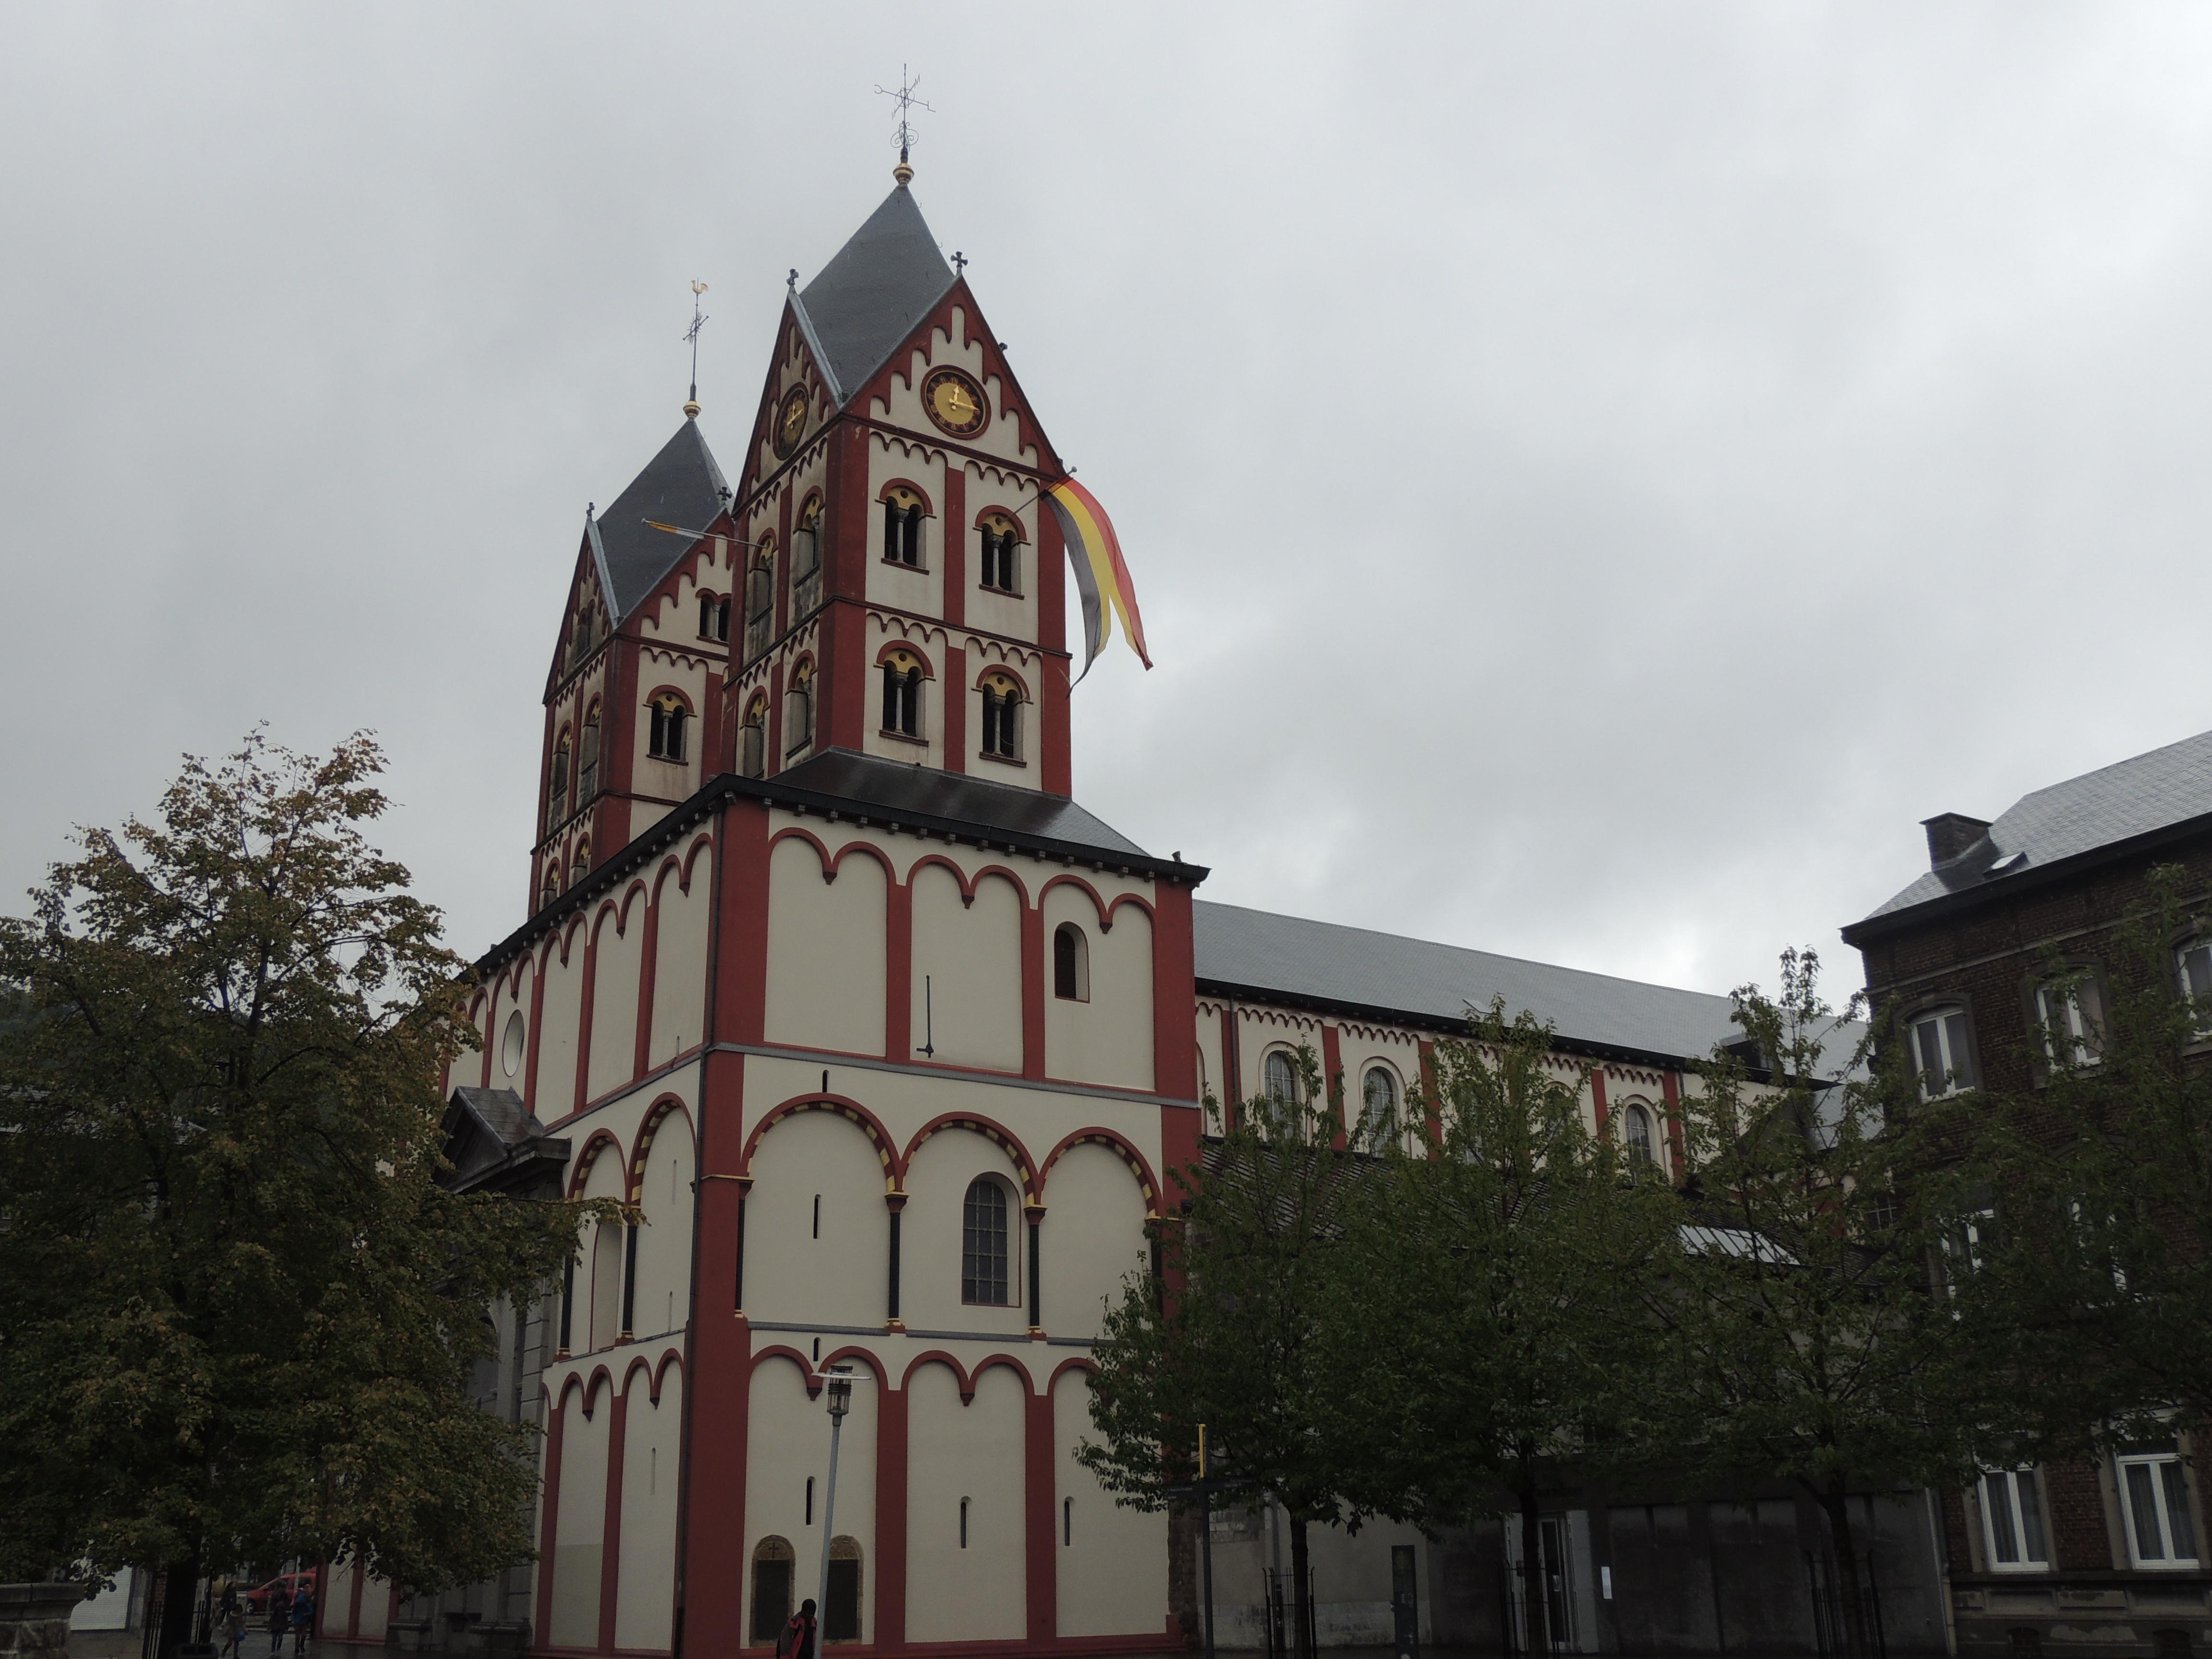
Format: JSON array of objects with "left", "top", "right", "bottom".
[{"left": 825, "top": 1370, "right": 854, "bottom": 1419}]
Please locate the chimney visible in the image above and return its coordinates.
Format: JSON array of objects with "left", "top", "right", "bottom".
[{"left": 1921, "top": 812, "right": 1992, "bottom": 869}]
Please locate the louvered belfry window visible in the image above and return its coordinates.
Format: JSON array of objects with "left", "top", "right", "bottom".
[{"left": 962, "top": 1177, "right": 1010, "bottom": 1305}]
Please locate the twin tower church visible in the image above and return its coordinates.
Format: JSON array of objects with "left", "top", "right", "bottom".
[{"left": 355, "top": 175, "right": 1761, "bottom": 1658}]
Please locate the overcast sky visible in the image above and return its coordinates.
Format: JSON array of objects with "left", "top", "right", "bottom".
[{"left": 4, "top": 4, "right": 2209, "bottom": 1009}]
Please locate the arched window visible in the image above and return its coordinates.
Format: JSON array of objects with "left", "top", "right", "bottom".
[
  {"left": 578, "top": 700, "right": 601, "bottom": 802},
  {"left": 785, "top": 661, "right": 816, "bottom": 757},
  {"left": 793, "top": 495, "right": 825, "bottom": 616},
  {"left": 825, "top": 1537, "right": 863, "bottom": 1642},
  {"left": 1263, "top": 1049, "right": 1301, "bottom": 1106},
  {"left": 540, "top": 871, "right": 558, "bottom": 910},
  {"left": 741, "top": 696, "right": 768, "bottom": 780},
  {"left": 1053, "top": 922, "right": 1089, "bottom": 1001},
  {"left": 648, "top": 692, "right": 689, "bottom": 761},
  {"left": 978, "top": 511, "right": 1023, "bottom": 593},
  {"left": 749, "top": 1537, "right": 795, "bottom": 1644},
  {"left": 880, "top": 650, "right": 924, "bottom": 739},
  {"left": 1360, "top": 1066, "right": 1398, "bottom": 1140},
  {"left": 698, "top": 591, "right": 724, "bottom": 640},
  {"left": 569, "top": 837, "right": 590, "bottom": 889},
  {"left": 2037, "top": 974, "right": 2104, "bottom": 1068},
  {"left": 744, "top": 539, "right": 775, "bottom": 661},
  {"left": 1621, "top": 1103, "right": 1655, "bottom": 1168},
  {"left": 881, "top": 486, "right": 926, "bottom": 568},
  {"left": 2180, "top": 938, "right": 2212, "bottom": 1037},
  {"left": 716, "top": 595, "right": 732, "bottom": 642},
  {"left": 962, "top": 1177, "right": 1010, "bottom": 1305},
  {"left": 546, "top": 730, "right": 572, "bottom": 830},
  {"left": 980, "top": 671, "right": 1023, "bottom": 761},
  {"left": 1908, "top": 1005, "right": 1973, "bottom": 1101}
]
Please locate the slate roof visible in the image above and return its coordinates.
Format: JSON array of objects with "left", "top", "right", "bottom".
[
  {"left": 444, "top": 1087, "right": 568, "bottom": 1194},
  {"left": 1860, "top": 726, "right": 2212, "bottom": 923},
  {"left": 795, "top": 184, "right": 958, "bottom": 405},
  {"left": 592, "top": 419, "right": 729, "bottom": 620},
  {"left": 773, "top": 749, "right": 1153, "bottom": 862},
  {"left": 1193, "top": 901, "right": 1746, "bottom": 1064}
]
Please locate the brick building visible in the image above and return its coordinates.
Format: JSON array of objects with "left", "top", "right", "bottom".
[{"left": 1841, "top": 727, "right": 2212, "bottom": 1657}]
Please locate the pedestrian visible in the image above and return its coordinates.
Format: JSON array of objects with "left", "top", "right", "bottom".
[
  {"left": 266, "top": 1583, "right": 291, "bottom": 1655},
  {"left": 289, "top": 1584, "right": 315, "bottom": 1659},
  {"left": 219, "top": 1600, "right": 245, "bottom": 1659},
  {"left": 774, "top": 1597, "right": 817, "bottom": 1659}
]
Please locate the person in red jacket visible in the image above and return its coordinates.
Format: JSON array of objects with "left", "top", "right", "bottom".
[{"left": 774, "top": 1598, "right": 817, "bottom": 1659}]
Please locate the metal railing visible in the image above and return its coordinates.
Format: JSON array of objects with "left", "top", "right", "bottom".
[{"left": 1806, "top": 1552, "right": 1887, "bottom": 1659}]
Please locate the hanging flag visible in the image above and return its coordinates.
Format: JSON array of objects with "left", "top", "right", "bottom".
[{"left": 1045, "top": 478, "right": 1152, "bottom": 681}]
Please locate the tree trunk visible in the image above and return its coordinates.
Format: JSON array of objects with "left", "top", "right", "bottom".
[
  {"left": 156, "top": 1559, "right": 201, "bottom": 1659},
  {"left": 1822, "top": 1475, "right": 1872, "bottom": 1659},
  {"left": 1519, "top": 1486, "right": 1548, "bottom": 1657},
  {"left": 1289, "top": 1515, "right": 1313, "bottom": 1659}
]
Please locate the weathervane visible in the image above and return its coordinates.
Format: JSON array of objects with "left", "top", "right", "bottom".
[
  {"left": 875, "top": 65, "right": 932, "bottom": 183},
  {"left": 682, "top": 279, "right": 709, "bottom": 418}
]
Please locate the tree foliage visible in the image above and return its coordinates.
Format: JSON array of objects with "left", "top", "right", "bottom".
[{"left": 0, "top": 733, "right": 601, "bottom": 1594}]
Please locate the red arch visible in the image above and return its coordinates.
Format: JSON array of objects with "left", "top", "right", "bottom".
[
  {"left": 680, "top": 831, "right": 715, "bottom": 888},
  {"left": 819, "top": 1346, "right": 890, "bottom": 1387},
  {"left": 1037, "top": 1126, "right": 1163, "bottom": 1215},
  {"left": 901, "top": 1112, "right": 1039, "bottom": 1203},
  {"left": 741, "top": 1093, "right": 904, "bottom": 1186},
  {"left": 652, "top": 1347, "right": 685, "bottom": 1398},
  {"left": 900, "top": 1349, "right": 973, "bottom": 1401},
  {"left": 970, "top": 1352, "right": 1036, "bottom": 1395},
  {"left": 619, "top": 1353, "right": 658, "bottom": 1400},
  {"left": 567, "top": 1129, "right": 626, "bottom": 1199},
  {"left": 1049, "top": 1355, "right": 1101, "bottom": 1391},
  {"left": 642, "top": 682, "right": 696, "bottom": 715},
  {"left": 626, "top": 1095, "right": 696, "bottom": 1202},
  {"left": 973, "top": 661, "right": 1034, "bottom": 702},
  {"left": 970, "top": 504, "right": 1028, "bottom": 540},
  {"left": 877, "top": 476, "right": 937, "bottom": 514},
  {"left": 752, "top": 1345, "right": 823, "bottom": 1397},
  {"left": 1038, "top": 874, "right": 1155, "bottom": 934},
  {"left": 874, "top": 639, "right": 937, "bottom": 677},
  {"left": 767, "top": 826, "right": 899, "bottom": 888},
  {"left": 576, "top": 1362, "right": 616, "bottom": 1417}
]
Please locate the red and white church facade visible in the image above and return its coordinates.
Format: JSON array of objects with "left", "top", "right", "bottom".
[{"left": 318, "top": 175, "right": 1792, "bottom": 1659}]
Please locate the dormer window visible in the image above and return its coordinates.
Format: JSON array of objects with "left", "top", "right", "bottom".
[
  {"left": 881, "top": 649, "right": 925, "bottom": 739},
  {"left": 978, "top": 512, "right": 1022, "bottom": 593},
  {"left": 979, "top": 671, "right": 1023, "bottom": 762},
  {"left": 648, "top": 692, "right": 689, "bottom": 762},
  {"left": 881, "top": 487, "right": 926, "bottom": 568}
]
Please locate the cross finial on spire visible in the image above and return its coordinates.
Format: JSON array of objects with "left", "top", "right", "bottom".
[
  {"left": 951, "top": 251, "right": 967, "bottom": 276},
  {"left": 876, "top": 65, "right": 932, "bottom": 184},
  {"left": 682, "top": 280, "right": 709, "bottom": 418}
]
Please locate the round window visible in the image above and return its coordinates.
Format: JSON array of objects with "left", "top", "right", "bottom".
[{"left": 501, "top": 1010, "right": 526, "bottom": 1078}]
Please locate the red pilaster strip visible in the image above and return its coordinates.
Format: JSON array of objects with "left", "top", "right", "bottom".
[
  {"left": 1024, "top": 1386, "right": 1055, "bottom": 1643},
  {"left": 573, "top": 921, "right": 601, "bottom": 1116},
  {"left": 1036, "top": 503, "right": 1071, "bottom": 796},
  {"left": 535, "top": 1398, "right": 567, "bottom": 1646},
  {"left": 943, "top": 464, "right": 967, "bottom": 631},
  {"left": 875, "top": 1380, "right": 910, "bottom": 1649},
  {"left": 1021, "top": 901, "right": 1046, "bottom": 1081},
  {"left": 1153, "top": 883, "right": 1199, "bottom": 1103},
  {"left": 1589, "top": 1066, "right": 1610, "bottom": 1135},
  {"left": 1661, "top": 1070, "right": 1687, "bottom": 1174},
  {"left": 598, "top": 1389, "right": 629, "bottom": 1654},
  {"left": 827, "top": 600, "right": 868, "bottom": 753},
  {"left": 887, "top": 874, "right": 914, "bottom": 1062},
  {"left": 478, "top": 983, "right": 496, "bottom": 1091},
  {"left": 766, "top": 657, "right": 786, "bottom": 780},
  {"left": 683, "top": 1048, "right": 753, "bottom": 1655},
  {"left": 942, "top": 643, "right": 968, "bottom": 776},
  {"left": 633, "top": 888, "right": 662, "bottom": 1083},
  {"left": 1418, "top": 1038, "right": 1441, "bottom": 1156},
  {"left": 718, "top": 803, "right": 771, "bottom": 1047},
  {"left": 1321, "top": 1022, "right": 1346, "bottom": 1149}
]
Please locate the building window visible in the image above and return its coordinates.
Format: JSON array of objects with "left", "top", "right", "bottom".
[
  {"left": 804, "top": 1476, "right": 814, "bottom": 1526},
  {"left": 2036, "top": 975, "right": 2103, "bottom": 1068},
  {"left": 881, "top": 487, "right": 926, "bottom": 568},
  {"left": 880, "top": 651, "right": 924, "bottom": 739},
  {"left": 1979, "top": 1469, "right": 2049, "bottom": 1571},
  {"left": 1053, "top": 922, "right": 1089, "bottom": 1001},
  {"left": 741, "top": 697, "right": 767, "bottom": 780},
  {"left": 1264, "top": 1049, "right": 1301, "bottom": 1106},
  {"left": 959, "top": 1498, "right": 970, "bottom": 1549},
  {"left": 825, "top": 1537, "right": 862, "bottom": 1643},
  {"left": 698, "top": 591, "right": 730, "bottom": 642},
  {"left": 569, "top": 837, "right": 590, "bottom": 889},
  {"left": 1621, "top": 1103, "right": 1656, "bottom": 1168},
  {"left": 962, "top": 1178, "right": 1010, "bottom": 1305},
  {"left": 2120, "top": 1451, "right": 2200, "bottom": 1567},
  {"left": 980, "top": 672, "right": 1023, "bottom": 761},
  {"left": 1063, "top": 1497, "right": 1073, "bottom": 1546},
  {"left": 1908, "top": 1005, "right": 1973, "bottom": 1100},
  {"left": 648, "top": 693, "right": 689, "bottom": 761},
  {"left": 749, "top": 1537, "right": 795, "bottom": 1644},
  {"left": 978, "top": 512, "right": 1022, "bottom": 593},
  {"left": 1360, "top": 1066, "right": 1398, "bottom": 1140},
  {"left": 745, "top": 540, "right": 775, "bottom": 661},
  {"left": 2179, "top": 940, "right": 2212, "bottom": 1037},
  {"left": 546, "top": 731, "right": 571, "bottom": 830},
  {"left": 785, "top": 661, "right": 815, "bottom": 756},
  {"left": 793, "top": 496, "right": 825, "bottom": 619},
  {"left": 577, "top": 700, "right": 602, "bottom": 803}
]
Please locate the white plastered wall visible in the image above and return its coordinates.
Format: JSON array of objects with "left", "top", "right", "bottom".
[
  {"left": 536, "top": 933, "right": 586, "bottom": 1120},
  {"left": 1043, "top": 887, "right": 1154, "bottom": 1091},
  {"left": 1054, "top": 1369, "right": 1168, "bottom": 1637},
  {"left": 872, "top": 309, "right": 1042, "bottom": 470},
  {"left": 744, "top": 1355, "right": 879, "bottom": 1647},
  {"left": 909, "top": 864, "right": 1022, "bottom": 1073},
  {"left": 1039, "top": 1142, "right": 1150, "bottom": 1342},
  {"left": 744, "top": 1108, "right": 892, "bottom": 1330},
  {"left": 904, "top": 1362, "right": 1026, "bottom": 1642},
  {"left": 580, "top": 1146, "right": 627, "bottom": 1353},
  {"left": 864, "top": 437, "right": 947, "bottom": 618},
  {"left": 860, "top": 613, "right": 947, "bottom": 769},
  {"left": 901, "top": 1128, "right": 1032, "bottom": 1337},
  {"left": 550, "top": 1383, "right": 610, "bottom": 1647},
  {"left": 648, "top": 858, "right": 711, "bottom": 1067},
  {"left": 962, "top": 465, "right": 1040, "bottom": 646},
  {"left": 631, "top": 1112, "right": 695, "bottom": 1342},
  {"left": 587, "top": 897, "right": 646, "bottom": 1103},
  {"left": 614, "top": 1367, "right": 683, "bottom": 1650},
  {"left": 764, "top": 836, "right": 887, "bottom": 1057}
]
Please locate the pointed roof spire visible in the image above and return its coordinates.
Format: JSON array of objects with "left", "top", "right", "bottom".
[{"left": 793, "top": 185, "right": 956, "bottom": 403}]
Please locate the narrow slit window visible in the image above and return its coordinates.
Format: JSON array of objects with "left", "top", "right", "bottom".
[{"left": 1053, "top": 923, "right": 1089, "bottom": 1001}]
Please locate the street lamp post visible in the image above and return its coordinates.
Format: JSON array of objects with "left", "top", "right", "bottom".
[{"left": 813, "top": 1369, "right": 854, "bottom": 1658}]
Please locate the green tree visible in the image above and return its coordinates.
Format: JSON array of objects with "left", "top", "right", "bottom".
[
  {"left": 1937, "top": 868, "right": 2212, "bottom": 1455},
  {"left": 1079, "top": 1049, "right": 1358, "bottom": 1659},
  {"left": 0, "top": 733, "right": 601, "bottom": 1647},
  {"left": 1334, "top": 1002, "right": 1678, "bottom": 1656},
  {"left": 1656, "top": 949, "right": 1984, "bottom": 1659}
]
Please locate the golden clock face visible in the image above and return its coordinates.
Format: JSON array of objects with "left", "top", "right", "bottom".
[
  {"left": 773, "top": 387, "right": 808, "bottom": 458},
  {"left": 922, "top": 367, "right": 987, "bottom": 438}
]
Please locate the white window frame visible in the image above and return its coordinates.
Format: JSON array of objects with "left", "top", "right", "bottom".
[
  {"left": 2035, "top": 976, "right": 2101, "bottom": 1068},
  {"left": 2179, "top": 940, "right": 2212, "bottom": 1040},
  {"left": 1909, "top": 1006, "right": 1973, "bottom": 1100},
  {"left": 2118, "top": 1451, "right": 2201, "bottom": 1569},
  {"left": 1358, "top": 1064, "right": 1400, "bottom": 1142},
  {"left": 1976, "top": 1468, "right": 2049, "bottom": 1572}
]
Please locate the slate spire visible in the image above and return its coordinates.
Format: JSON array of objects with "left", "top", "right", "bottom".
[{"left": 793, "top": 184, "right": 958, "bottom": 405}]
